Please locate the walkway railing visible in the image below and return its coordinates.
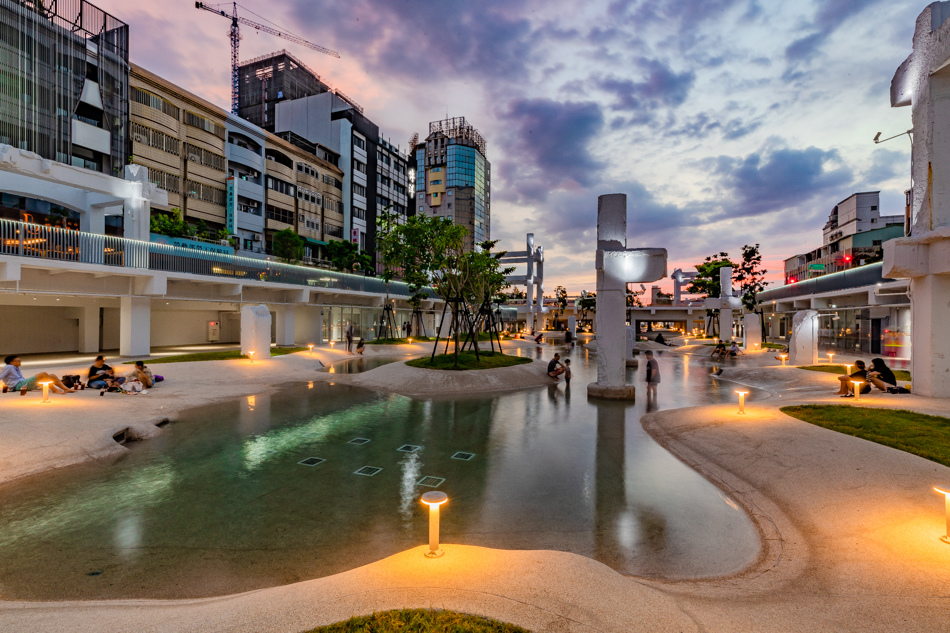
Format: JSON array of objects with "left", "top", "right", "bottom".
[
  {"left": 757, "top": 262, "right": 896, "bottom": 303},
  {"left": 0, "top": 219, "right": 418, "bottom": 297}
]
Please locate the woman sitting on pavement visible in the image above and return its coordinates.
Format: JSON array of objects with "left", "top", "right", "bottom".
[
  {"left": 836, "top": 360, "right": 872, "bottom": 397},
  {"left": 0, "top": 355, "right": 76, "bottom": 395},
  {"left": 866, "top": 358, "right": 898, "bottom": 392},
  {"left": 131, "top": 361, "right": 155, "bottom": 388}
]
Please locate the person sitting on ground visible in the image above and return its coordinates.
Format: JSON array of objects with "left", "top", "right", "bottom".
[
  {"left": 836, "top": 360, "right": 872, "bottom": 396},
  {"left": 0, "top": 355, "right": 76, "bottom": 394},
  {"left": 547, "top": 353, "right": 565, "bottom": 381},
  {"left": 131, "top": 361, "right": 155, "bottom": 388},
  {"left": 711, "top": 340, "right": 727, "bottom": 359},
  {"left": 355, "top": 338, "right": 365, "bottom": 355},
  {"left": 87, "top": 355, "right": 124, "bottom": 390},
  {"left": 535, "top": 332, "right": 544, "bottom": 344},
  {"left": 866, "top": 357, "right": 897, "bottom": 392},
  {"left": 729, "top": 341, "right": 744, "bottom": 356},
  {"left": 655, "top": 332, "right": 666, "bottom": 346}
]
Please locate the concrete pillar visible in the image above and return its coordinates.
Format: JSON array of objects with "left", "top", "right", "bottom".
[
  {"left": 79, "top": 304, "right": 100, "bottom": 354},
  {"left": 742, "top": 313, "right": 762, "bottom": 350},
  {"left": 718, "top": 266, "right": 734, "bottom": 340},
  {"left": 119, "top": 296, "right": 150, "bottom": 358},
  {"left": 789, "top": 309, "right": 819, "bottom": 366},
  {"left": 241, "top": 304, "right": 272, "bottom": 359},
  {"left": 568, "top": 315, "right": 576, "bottom": 338},
  {"left": 316, "top": 309, "right": 324, "bottom": 345},
  {"left": 274, "top": 306, "right": 295, "bottom": 347},
  {"left": 79, "top": 209, "right": 105, "bottom": 235},
  {"left": 907, "top": 274, "right": 950, "bottom": 397},
  {"left": 625, "top": 325, "right": 638, "bottom": 367}
]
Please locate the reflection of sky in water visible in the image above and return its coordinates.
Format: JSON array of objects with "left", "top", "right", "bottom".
[{"left": 0, "top": 349, "right": 765, "bottom": 599}]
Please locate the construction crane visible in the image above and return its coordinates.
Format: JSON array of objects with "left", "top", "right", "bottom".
[{"left": 194, "top": 2, "right": 340, "bottom": 115}]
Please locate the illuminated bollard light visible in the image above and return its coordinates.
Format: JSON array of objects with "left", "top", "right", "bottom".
[
  {"left": 844, "top": 364, "right": 852, "bottom": 378},
  {"left": 934, "top": 487, "right": 950, "bottom": 544},
  {"left": 330, "top": 341, "right": 335, "bottom": 350},
  {"left": 852, "top": 380, "right": 864, "bottom": 400},
  {"left": 827, "top": 352, "right": 835, "bottom": 364},
  {"left": 247, "top": 350, "right": 255, "bottom": 364},
  {"left": 421, "top": 491, "right": 448, "bottom": 558},
  {"left": 780, "top": 354, "right": 788, "bottom": 367},
  {"left": 736, "top": 390, "right": 748, "bottom": 414},
  {"left": 408, "top": 338, "right": 413, "bottom": 345},
  {"left": 39, "top": 380, "right": 53, "bottom": 404},
  {"left": 308, "top": 344, "right": 314, "bottom": 355}
]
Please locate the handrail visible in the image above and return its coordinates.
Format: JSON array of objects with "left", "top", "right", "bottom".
[
  {"left": 0, "top": 219, "right": 425, "bottom": 298},
  {"left": 757, "top": 262, "right": 896, "bottom": 304}
]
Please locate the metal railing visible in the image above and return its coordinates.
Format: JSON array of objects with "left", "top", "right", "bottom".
[
  {"left": 757, "top": 262, "right": 894, "bottom": 303},
  {"left": 0, "top": 219, "right": 420, "bottom": 297}
]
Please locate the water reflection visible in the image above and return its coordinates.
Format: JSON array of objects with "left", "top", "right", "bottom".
[{"left": 0, "top": 348, "right": 762, "bottom": 600}]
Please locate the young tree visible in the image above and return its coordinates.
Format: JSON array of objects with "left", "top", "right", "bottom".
[
  {"left": 272, "top": 228, "right": 305, "bottom": 264},
  {"left": 626, "top": 285, "right": 645, "bottom": 307},
  {"left": 376, "top": 211, "right": 440, "bottom": 333},
  {"left": 325, "top": 240, "right": 372, "bottom": 272},
  {"left": 734, "top": 243, "right": 768, "bottom": 312},
  {"left": 553, "top": 285, "right": 568, "bottom": 328},
  {"left": 576, "top": 291, "right": 596, "bottom": 325},
  {"left": 687, "top": 252, "right": 734, "bottom": 337}
]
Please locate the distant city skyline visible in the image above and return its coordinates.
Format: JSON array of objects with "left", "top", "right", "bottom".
[{"left": 97, "top": 0, "right": 919, "bottom": 294}]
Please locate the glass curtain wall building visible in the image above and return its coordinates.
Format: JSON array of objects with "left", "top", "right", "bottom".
[{"left": 0, "top": 0, "right": 129, "bottom": 173}]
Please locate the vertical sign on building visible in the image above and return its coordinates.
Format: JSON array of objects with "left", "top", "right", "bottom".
[
  {"left": 351, "top": 228, "right": 360, "bottom": 244},
  {"left": 225, "top": 176, "right": 236, "bottom": 235}
]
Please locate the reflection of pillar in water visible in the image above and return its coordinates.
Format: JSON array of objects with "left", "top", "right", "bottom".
[{"left": 594, "top": 402, "right": 626, "bottom": 563}]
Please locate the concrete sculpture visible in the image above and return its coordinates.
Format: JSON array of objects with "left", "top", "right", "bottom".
[
  {"left": 885, "top": 3, "right": 950, "bottom": 396},
  {"left": 704, "top": 266, "right": 742, "bottom": 340},
  {"left": 742, "top": 313, "right": 762, "bottom": 350},
  {"left": 501, "top": 234, "right": 546, "bottom": 332},
  {"left": 241, "top": 304, "right": 272, "bottom": 359},
  {"left": 789, "top": 309, "right": 819, "bottom": 365},
  {"left": 588, "top": 194, "right": 667, "bottom": 400},
  {"left": 671, "top": 268, "right": 698, "bottom": 306}
]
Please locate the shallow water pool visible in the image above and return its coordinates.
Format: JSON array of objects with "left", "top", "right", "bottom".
[{"left": 0, "top": 346, "right": 762, "bottom": 600}]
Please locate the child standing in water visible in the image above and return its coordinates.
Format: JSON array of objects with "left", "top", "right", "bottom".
[
  {"left": 644, "top": 350, "right": 660, "bottom": 399},
  {"left": 564, "top": 359, "right": 572, "bottom": 385}
]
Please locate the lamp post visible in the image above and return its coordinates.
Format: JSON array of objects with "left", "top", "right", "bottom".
[
  {"left": 852, "top": 380, "right": 864, "bottom": 400},
  {"left": 934, "top": 487, "right": 950, "bottom": 544},
  {"left": 420, "top": 491, "right": 448, "bottom": 558},
  {"left": 736, "top": 390, "right": 748, "bottom": 414},
  {"left": 38, "top": 380, "right": 53, "bottom": 404}
]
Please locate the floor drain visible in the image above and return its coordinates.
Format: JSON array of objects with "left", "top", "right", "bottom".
[
  {"left": 348, "top": 437, "right": 371, "bottom": 445},
  {"left": 417, "top": 476, "right": 445, "bottom": 488},
  {"left": 298, "top": 457, "right": 326, "bottom": 467},
  {"left": 354, "top": 466, "right": 382, "bottom": 477},
  {"left": 397, "top": 444, "right": 421, "bottom": 452},
  {"left": 451, "top": 451, "right": 476, "bottom": 461}
]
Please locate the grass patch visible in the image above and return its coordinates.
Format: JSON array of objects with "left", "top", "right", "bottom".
[
  {"left": 304, "top": 609, "right": 530, "bottom": 633},
  {"left": 406, "top": 351, "right": 533, "bottom": 371},
  {"left": 762, "top": 342, "right": 785, "bottom": 349},
  {"left": 780, "top": 405, "right": 950, "bottom": 467},
  {"left": 798, "top": 365, "right": 912, "bottom": 381},
  {"left": 126, "top": 347, "right": 306, "bottom": 364},
  {"left": 366, "top": 337, "right": 436, "bottom": 345}
]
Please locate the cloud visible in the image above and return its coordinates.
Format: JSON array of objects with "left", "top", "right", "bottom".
[
  {"left": 862, "top": 148, "right": 909, "bottom": 186},
  {"left": 497, "top": 98, "right": 605, "bottom": 203},
  {"left": 784, "top": 0, "right": 888, "bottom": 64},
  {"left": 713, "top": 144, "right": 854, "bottom": 217},
  {"left": 596, "top": 58, "right": 696, "bottom": 117}
]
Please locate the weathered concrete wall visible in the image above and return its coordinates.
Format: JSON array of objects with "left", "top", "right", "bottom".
[{"left": 241, "top": 304, "right": 272, "bottom": 359}]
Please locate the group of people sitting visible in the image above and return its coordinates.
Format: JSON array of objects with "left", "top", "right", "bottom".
[
  {"left": 835, "top": 358, "right": 902, "bottom": 397},
  {"left": 710, "top": 340, "right": 744, "bottom": 359},
  {"left": 1, "top": 354, "right": 161, "bottom": 396}
]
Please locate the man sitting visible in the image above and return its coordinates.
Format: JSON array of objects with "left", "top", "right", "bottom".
[
  {"left": 131, "top": 361, "right": 155, "bottom": 388},
  {"left": 547, "top": 353, "right": 565, "bottom": 381},
  {"left": 1, "top": 355, "right": 76, "bottom": 395},
  {"left": 88, "top": 355, "right": 124, "bottom": 390}
]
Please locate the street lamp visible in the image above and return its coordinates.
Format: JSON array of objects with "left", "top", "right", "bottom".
[
  {"left": 736, "top": 390, "right": 748, "bottom": 415},
  {"left": 420, "top": 491, "right": 448, "bottom": 558}
]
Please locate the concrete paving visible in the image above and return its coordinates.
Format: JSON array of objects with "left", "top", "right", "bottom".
[{"left": 2, "top": 345, "right": 950, "bottom": 632}]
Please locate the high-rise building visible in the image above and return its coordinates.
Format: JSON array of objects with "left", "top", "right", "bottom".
[
  {"left": 0, "top": 0, "right": 129, "bottom": 174},
  {"left": 410, "top": 117, "right": 490, "bottom": 251}
]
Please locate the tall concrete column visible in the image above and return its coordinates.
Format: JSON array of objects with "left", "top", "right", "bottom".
[
  {"left": 79, "top": 304, "right": 100, "bottom": 354},
  {"left": 742, "top": 313, "right": 762, "bottom": 350},
  {"left": 789, "top": 310, "right": 819, "bottom": 366},
  {"left": 907, "top": 274, "right": 950, "bottom": 396},
  {"left": 274, "top": 305, "right": 295, "bottom": 347},
  {"left": 119, "top": 296, "right": 151, "bottom": 358},
  {"left": 241, "top": 304, "right": 272, "bottom": 359},
  {"left": 315, "top": 309, "right": 324, "bottom": 345}
]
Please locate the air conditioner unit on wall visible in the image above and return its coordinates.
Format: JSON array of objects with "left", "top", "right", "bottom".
[
  {"left": 188, "top": 153, "right": 200, "bottom": 162},
  {"left": 253, "top": 233, "right": 263, "bottom": 242}
]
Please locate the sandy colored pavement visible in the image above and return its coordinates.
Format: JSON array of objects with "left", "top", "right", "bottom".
[{"left": 3, "top": 344, "right": 950, "bottom": 632}]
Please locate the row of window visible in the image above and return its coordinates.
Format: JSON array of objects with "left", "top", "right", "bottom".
[
  {"left": 131, "top": 86, "right": 180, "bottom": 120},
  {"left": 353, "top": 136, "right": 366, "bottom": 150},
  {"left": 325, "top": 223, "right": 344, "bottom": 238},
  {"left": 184, "top": 143, "right": 226, "bottom": 171},
  {"left": 323, "top": 174, "right": 343, "bottom": 189},
  {"left": 353, "top": 183, "right": 366, "bottom": 197},
  {"left": 147, "top": 168, "right": 181, "bottom": 195},
  {"left": 266, "top": 176, "right": 296, "bottom": 197},
  {"left": 297, "top": 163, "right": 321, "bottom": 180},
  {"left": 131, "top": 122, "right": 180, "bottom": 156},
  {"left": 354, "top": 159, "right": 366, "bottom": 174},
  {"left": 297, "top": 186, "right": 322, "bottom": 205},
  {"left": 266, "top": 204, "right": 295, "bottom": 225},
  {"left": 186, "top": 180, "right": 226, "bottom": 206},
  {"left": 184, "top": 110, "right": 226, "bottom": 140},
  {"left": 353, "top": 206, "right": 365, "bottom": 220}
]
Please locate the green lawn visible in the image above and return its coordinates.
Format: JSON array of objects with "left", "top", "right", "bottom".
[
  {"left": 781, "top": 405, "right": 950, "bottom": 467},
  {"left": 406, "top": 351, "right": 533, "bottom": 371},
  {"left": 126, "top": 347, "right": 306, "bottom": 364},
  {"left": 304, "top": 609, "right": 530, "bottom": 632},
  {"left": 762, "top": 342, "right": 785, "bottom": 349},
  {"left": 799, "top": 365, "right": 912, "bottom": 381}
]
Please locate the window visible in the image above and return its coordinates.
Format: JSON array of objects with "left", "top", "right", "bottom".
[
  {"left": 184, "top": 143, "right": 225, "bottom": 171},
  {"left": 130, "top": 87, "right": 180, "bottom": 119},
  {"left": 186, "top": 180, "right": 226, "bottom": 205},
  {"left": 266, "top": 205, "right": 294, "bottom": 225},
  {"left": 871, "top": 205, "right": 878, "bottom": 211},
  {"left": 325, "top": 223, "right": 344, "bottom": 237},
  {"left": 354, "top": 160, "right": 366, "bottom": 174},
  {"left": 447, "top": 190, "right": 453, "bottom": 196},
  {"left": 870, "top": 218, "right": 878, "bottom": 223},
  {"left": 418, "top": 193, "right": 424, "bottom": 200},
  {"left": 148, "top": 169, "right": 181, "bottom": 194},
  {"left": 353, "top": 206, "right": 366, "bottom": 220},
  {"left": 430, "top": 179, "right": 442, "bottom": 185},
  {"left": 322, "top": 174, "right": 343, "bottom": 189},
  {"left": 872, "top": 239, "right": 883, "bottom": 246},
  {"left": 267, "top": 176, "right": 295, "bottom": 197},
  {"left": 353, "top": 137, "right": 366, "bottom": 150},
  {"left": 447, "top": 203, "right": 452, "bottom": 209},
  {"left": 431, "top": 167, "right": 442, "bottom": 172},
  {"left": 130, "top": 123, "right": 180, "bottom": 155},
  {"left": 419, "top": 205, "right": 424, "bottom": 211},
  {"left": 353, "top": 183, "right": 366, "bottom": 197},
  {"left": 184, "top": 111, "right": 226, "bottom": 139}
]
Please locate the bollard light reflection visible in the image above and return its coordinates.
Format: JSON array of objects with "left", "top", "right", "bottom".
[{"left": 421, "top": 491, "right": 448, "bottom": 558}]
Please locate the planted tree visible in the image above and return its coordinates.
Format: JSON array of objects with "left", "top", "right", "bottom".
[
  {"left": 377, "top": 211, "right": 439, "bottom": 336},
  {"left": 553, "top": 285, "right": 568, "bottom": 329},
  {"left": 325, "top": 240, "right": 372, "bottom": 273},
  {"left": 688, "top": 252, "right": 735, "bottom": 337},
  {"left": 576, "top": 291, "right": 596, "bottom": 326},
  {"left": 272, "top": 228, "right": 305, "bottom": 264},
  {"left": 734, "top": 243, "right": 769, "bottom": 343}
]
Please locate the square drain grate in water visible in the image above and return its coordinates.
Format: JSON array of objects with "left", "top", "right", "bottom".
[
  {"left": 348, "top": 437, "right": 372, "bottom": 445},
  {"left": 298, "top": 457, "right": 326, "bottom": 467},
  {"left": 451, "top": 451, "right": 476, "bottom": 461},
  {"left": 417, "top": 476, "right": 445, "bottom": 488},
  {"left": 397, "top": 444, "right": 422, "bottom": 452},
  {"left": 354, "top": 465, "right": 383, "bottom": 477}
]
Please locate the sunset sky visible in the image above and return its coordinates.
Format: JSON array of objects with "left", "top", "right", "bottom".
[{"left": 99, "top": 0, "right": 922, "bottom": 294}]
